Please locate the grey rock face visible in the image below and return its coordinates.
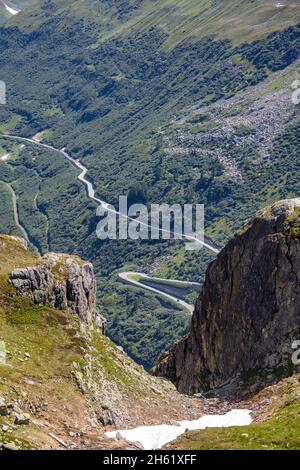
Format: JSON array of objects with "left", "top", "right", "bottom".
[
  {"left": 154, "top": 198, "right": 300, "bottom": 394},
  {"left": 0, "top": 397, "right": 8, "bottom": 416},
  {"left": 2, "top": 443, "right": 18, "bottom": 451},
  {"left": 14, "top": 413, "right": 30, "bottom": 425},
  {"left": 10, "top": 253, "right": 106, "bottom": 331},
  {"left": 67, "top": 263, "right": 96, "bottom": 324}
]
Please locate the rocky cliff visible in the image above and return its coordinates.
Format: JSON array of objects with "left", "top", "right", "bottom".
[
  {"left": 155, "top": 198, "right": 300, "bottom": 394},
  {"left": 9, "top": 251, "right": 106, "bottom": 330},
  {"left": 0, "top": 234, "right": 208, "bottom": 450}
]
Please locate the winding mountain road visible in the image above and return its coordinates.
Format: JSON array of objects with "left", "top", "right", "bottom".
[
  {"left": 0, "top": 133, "right": 220, "bottom": 312},
  {"left": 118, "top": 271, "right": 201, "bottom": 314}
]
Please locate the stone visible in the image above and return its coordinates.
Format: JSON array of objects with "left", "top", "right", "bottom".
[
  {"left": 0, "top": 398, "right": 8, "bottom": 417},
  {"left": 97, "top": 405, "right": 116, "bottom": 426},
  {"left": 154, "top": 198, "right": 300, "bottom": 394},
  {"left": 2, "top": 442, "right": 18, "bottom": 451},
  {"left": 168, "top": 420, "right": 181, "bottom": 427},
  {"left": 250, "top": 384, "right": 261, "bottom": 394},
  {"left": 133, "top": 441, "right": 144, "bottom": 450},
  {"left": 12, "top": 405, "right": 23, "bottom": 414},
  {"left": 9, "top": 254, "right": 106, "bottom": 331},
  {"left": 0, "top": 406, "right": 8, "bottom": 416},
  {"left": 0, "top": 340, "right": 6, "bottom": 364},
  {"left": 14, "top": 413, "right": 30, "bottom": 425}
]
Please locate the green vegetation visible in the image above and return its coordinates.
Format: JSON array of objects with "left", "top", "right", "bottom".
[
  {"left": 10, "top": 0, "right": 300, "bottom": 50},
  {"left": 282, "top": 206, "right": 300, "bottom": 239},
  {"left": 241, "top": 364, "right": 295, "bottom": 387},
  {"left": 0, "top": 140, "right": 96, "bottom": 255},
  {"left": 0, "top": 181, "right": 16, "bottom": 234},
  {"left": 92, "top": 332, "right": 133, "bottom": 388},
  {"left": 0, "top": 266, "right": 88, "bottom": 448},
  {"left": 0, "top": 2, "right": 299, "bottom": 367},
  {"left": 0, "top": 236, "right": 179, "bottom": 448},
  {"left": 100, "top": 277, "right": 190, "bottom": 369},
  {"left": 170, "top": 376, "right": 300, "bottom": 450}
]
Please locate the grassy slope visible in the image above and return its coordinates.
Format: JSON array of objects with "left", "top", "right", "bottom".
[
  {"left": 169, "top": 375, "right": 300, "bottom": 450},
  {"left": 101, "top": 0, "right": 300, "bottom": 50},
  {"left": 0, "top": 235, "right": 84, "bottom": 449},
  {"left": 0, "top": 0, "right": 36, "bottom": 25},
  {"left": 0, "top": 235, "right": 198, "bottom": 449},
  {"left": 1, "top": 235, "right": 300, "bottom": 451},
  {"left": 9, "top": 0, "right": 300, "bottom": 49}
]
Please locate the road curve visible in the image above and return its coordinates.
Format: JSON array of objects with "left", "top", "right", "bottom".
[
  {"left": 0, "top": 133, "right": 220, "bottom": 255},
  {"left": 118, "top": 272, "right": 196, "bottom": 314},
  {"left": 0, "top": 133, "right": 220, "bottom": 312}
]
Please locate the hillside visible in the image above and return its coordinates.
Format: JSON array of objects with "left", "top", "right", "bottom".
[
  {"left": 0, "top": 1, "right": 33, "bottom": 24},
  {"left": 167, "top": 373, "right": 300, "bottom": 450},
  {"left": 1, "top": 227, "right": 300, "bottom": 451},
  {"left": 8, "top": 0, "right": 300, "bottom": 48},
  {"left": 151, "top": 197, "right": 300, "bottom": 450},
  {"left": 0, "top": 234, "right": 206, "bottom": 450},
  {"left": 0, "top": 222, "right": 300, "bottom": 450},
  {"left": 0, "top": 0, "right": 299, "bottom": 369}
]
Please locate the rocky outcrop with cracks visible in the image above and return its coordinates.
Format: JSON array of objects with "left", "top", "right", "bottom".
[
  {"left": 154, "top": 198, "right": 300, "bottom": 394},
  {"left": 10, "top": 251, "right": 106, "bottom": 330}
]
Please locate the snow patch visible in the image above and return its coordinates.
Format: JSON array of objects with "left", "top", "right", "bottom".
[
  {"left": 3, "top": 2, "right": 20, "bottom": 15},
  {"left": 106, "top": 409, "right": 252, "bottom": 450}
]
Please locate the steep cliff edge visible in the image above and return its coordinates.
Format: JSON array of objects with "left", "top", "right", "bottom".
[
  {"left": 0, "top": 234, "right": 207, "bottom": 450},
  {"left": 9, "top": 251, "right": 106, "bottom": 330},
  {"left": 155, "top": 198, "right": 300, "bottom": 394}
]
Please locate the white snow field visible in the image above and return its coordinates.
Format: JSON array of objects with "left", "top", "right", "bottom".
[
  {"left": 3, "top": 2, "right": 20, "bottom": 15},
  {"left": 106, "top": 409, "right": 252, "bottom": 450}
]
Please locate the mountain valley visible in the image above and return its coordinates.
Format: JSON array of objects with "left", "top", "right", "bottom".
[{"left": 0, "top": 0, "right": 300, "bottom": 453}]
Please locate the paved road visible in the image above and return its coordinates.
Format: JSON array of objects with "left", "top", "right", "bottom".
[
  {"left": 118, "top": 271, "right": 197, "bottom": 314},
  {"left": 1, "top": 133, "right": 220, "bottom": 312},
  {"left": 0, "top": 133, "right": 220, "bottom": 255}
]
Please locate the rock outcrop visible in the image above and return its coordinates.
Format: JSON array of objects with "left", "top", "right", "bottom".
[
  {"left": 154, "top": 198, "right": 300, "bottom": 394},
  {"left": 10, "top": 251, "right": 106, "bottom": 331}
]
